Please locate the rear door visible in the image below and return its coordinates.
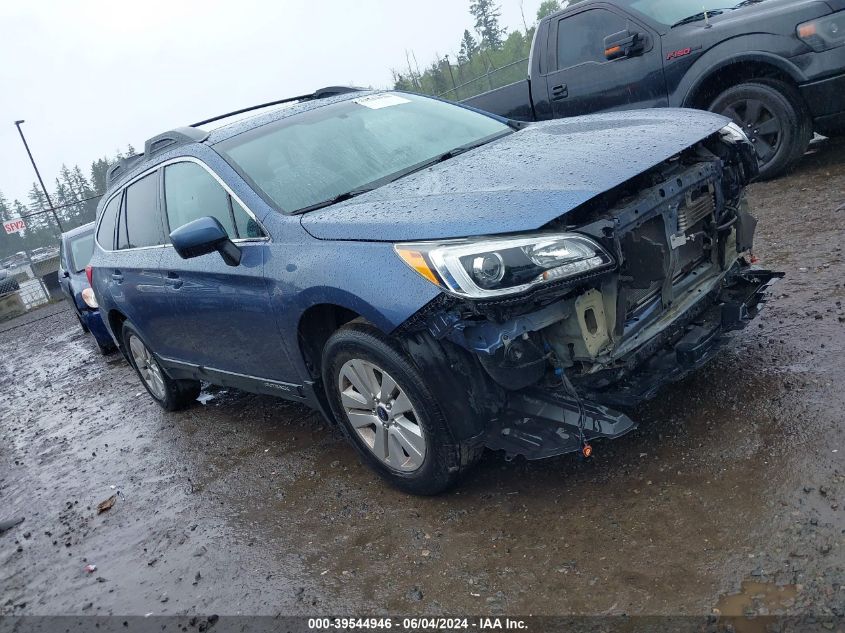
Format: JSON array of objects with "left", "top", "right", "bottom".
[
  {"left": 157, "top": 159, "right": 294, "bottom": 381},
  {"left": 111, "top": 171, "right": 173, "bottom": 355},
  {"left": 546, "top": 6, "right": 666, "bottom": 117}
]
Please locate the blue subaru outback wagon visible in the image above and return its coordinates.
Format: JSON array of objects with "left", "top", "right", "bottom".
[{"left": 90, "top": 88, "right": 781, "bottom": 494}]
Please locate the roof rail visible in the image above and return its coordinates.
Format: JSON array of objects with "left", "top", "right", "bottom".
[
  {"left": 144, "top": 127, "right": 207, "bottom": 158},
  {"left": 105, "top": 154, "right": 146, "bottom": 188},
  {"left": 189, "top": 85, "right": 364, "bottom": 128}
]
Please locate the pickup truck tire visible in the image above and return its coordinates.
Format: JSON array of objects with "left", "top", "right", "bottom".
[
  {"left": 122, "top": 321, "right": 200, "bottom": 412},
  {"left": 709, "top": 80, "right": 811, "bottom": 180},
  {"left": 322, "top": 322, "right": 472, "bottom": 495}
]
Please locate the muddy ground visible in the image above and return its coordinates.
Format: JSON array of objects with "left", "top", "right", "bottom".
[{"left": 1, "top": 139, "right": 843, "bottom": 622}]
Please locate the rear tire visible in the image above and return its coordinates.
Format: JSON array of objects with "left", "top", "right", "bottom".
[
  {"left": 322, "top": 322, "right": 474, "bottom": 495},
  {"left": 122, "top": 321, "right": 200, "bottom": 411},
  {"left": 709, "top": 80, "right": 812, "bottom": 180}
]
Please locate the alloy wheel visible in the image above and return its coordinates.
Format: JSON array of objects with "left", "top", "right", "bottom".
[
  {"left": 338, "top": 358, "right": 427, "bottom": 472},
  {"left": 720, "top": 98, "right": 783, "bottom": 165},
  {"left": 128, "top": 334, "right": 166, "bottom": 400}
]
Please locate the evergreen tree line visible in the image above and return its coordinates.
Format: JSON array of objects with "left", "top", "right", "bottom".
[
  {"left": 391, "top": 0, "right": 567, "bottom": 100},
  {"left": 0, "top": 145, "right": 136, "bottom": 260}
]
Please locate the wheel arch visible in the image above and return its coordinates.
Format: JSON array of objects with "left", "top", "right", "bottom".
[
  {"left": 107, "top": 309, "right": 128, "bottom": 355},
  {"left": 682, "top": 55, "right": 806, "bottom": 111},
  {"left": 296, "top": 302, "right": 363, "bottom": 381}
]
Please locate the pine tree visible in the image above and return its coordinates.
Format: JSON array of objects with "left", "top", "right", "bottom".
[
  {"left": 469, "top": 0, "right": 506, "bottom": 50},
  {"left": 536, "top": 0, "right": 562, "bottom": 21},
  {"left": 90, "top": 157, "right": 112, "bottom": 196},
  {"left": 458, "top": 29, "right": 479, "bottom": 63}
]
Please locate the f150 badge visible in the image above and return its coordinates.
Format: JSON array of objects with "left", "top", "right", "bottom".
[{"left": 666, "top": 46, "right": 700, "bottom": 61}]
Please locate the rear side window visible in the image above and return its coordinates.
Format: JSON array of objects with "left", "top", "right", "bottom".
[
  {"left": 69, "top": 232, "right": 95, "bottom": 272},
  {"left": 96, "top": 193, "right": 121, "bottom": 249},
  {"left": 556, "top": 9, "right": 629, "bottom": 69},
  {"left": 122, "top": 172, "right": 166, "bottom": 248},
  {"left": 164, "top": 162, "right": 264, "bottom": 239}
]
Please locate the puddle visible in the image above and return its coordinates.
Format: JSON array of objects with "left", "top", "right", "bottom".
[{"left": 714, "top": 581, "right": 798, "bottom": 633}]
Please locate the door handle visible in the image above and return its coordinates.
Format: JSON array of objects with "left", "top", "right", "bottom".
[
  {"left": 165, "top": 273, "right": 183, "bottom": 289},
  {"left": 111, "top": 271, "right": 123, "bottom": 283},
  {"left": 552, "top": 84, "right": 568, "bottom": 100}
]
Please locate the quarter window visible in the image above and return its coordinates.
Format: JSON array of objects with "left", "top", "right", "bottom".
[
  {"left": 122, "top": 172, "right": 165, "bottom": 248},
  {"left": 96, "top": 193, "right": 122, "bottom": 249},
  {"left": 556, "top": 9, "right": 630, "bottom": 69},
  {"left": 163, "top": 162, "right": 264, "bottom": 239}
]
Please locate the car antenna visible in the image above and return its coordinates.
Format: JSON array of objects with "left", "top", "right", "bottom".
[{"left": 704, "top": 7, "right": 712, "bottom": 27}]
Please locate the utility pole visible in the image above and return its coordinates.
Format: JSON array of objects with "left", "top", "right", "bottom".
[
  {"left": 13, "top": 120, "right": 63, "bottom": 232},
  {"left": 444, "top": 54, "right": 458, "bottom": 97}
]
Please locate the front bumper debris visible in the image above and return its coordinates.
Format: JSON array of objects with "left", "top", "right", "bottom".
[
  {"left": 482, "top": 267, "right": 782, "bottom": 460},
  {"left": 485, "top": 388, "right": 637, "bottom": 460}
]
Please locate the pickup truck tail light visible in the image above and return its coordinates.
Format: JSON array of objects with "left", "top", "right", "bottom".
[{"left": 85, "top": 265, "right": 93, "bottom": 286}]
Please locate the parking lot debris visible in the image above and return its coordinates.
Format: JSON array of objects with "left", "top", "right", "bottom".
[
  {"left": 0, "top": 517, "right": 24, "bottom": 535},
  {"left": 97, "top": 494, "right": 117, "bottom": 514},
  {"left": 84, "top": 564, "right": 97, "bottom": 573}
]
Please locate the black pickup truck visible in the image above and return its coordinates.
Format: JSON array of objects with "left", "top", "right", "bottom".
[{"left": 465, "top": 0, "right": 845, "bottom": 179}]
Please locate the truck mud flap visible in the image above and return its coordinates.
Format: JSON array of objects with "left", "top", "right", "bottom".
[{"left": 484, "top": 388, "right": 637, "bottom": 460}]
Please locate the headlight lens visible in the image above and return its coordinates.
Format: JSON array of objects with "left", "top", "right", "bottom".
[
  {"left": 395, "top": 233, "right": 614, "bottom": 299},
  {"left": 797, "top": 11, "right": 845, "bottom": 52},
  {"left": 81, "top": 287, "right": 99, "bottom": 309},
  {"left": 720, "top": 122, "right": 750, "bottom": 144}
]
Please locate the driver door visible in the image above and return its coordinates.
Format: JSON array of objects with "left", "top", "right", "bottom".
[
  {"left": 157, "top": 159, "right": 295, "bottom": 382},
  {"left": 545, "top": 7, "right": 667, "bottom": 117}
]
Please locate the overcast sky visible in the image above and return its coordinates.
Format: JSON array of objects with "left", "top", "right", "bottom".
[{"left": 0, "top": 0, "right": 544, "bottom": 206}]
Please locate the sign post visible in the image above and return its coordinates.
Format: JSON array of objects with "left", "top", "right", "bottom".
[{"left": 3, "top": 218, "right": 26, "bottom": 234}]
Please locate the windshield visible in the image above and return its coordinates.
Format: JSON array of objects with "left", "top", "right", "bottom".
[
  {"left": 628, "top": 0, "right": 747, "bottom": 25},
  {"left": 215, "top": 92, "right": 511, "bottom": 214},
  {"left": 69, "top": 232, "right": 94, "bottom": 273}
]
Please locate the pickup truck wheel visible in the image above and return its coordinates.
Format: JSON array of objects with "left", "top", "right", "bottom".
[
  {"left": 322, "top": 322, "right": 467, "bottom": 495},
  {"left": 122, "top": 321, "right": 200, "bottom": 412},
  {"left": 709, "top": 80, "right": 811, "bottom": 180}
]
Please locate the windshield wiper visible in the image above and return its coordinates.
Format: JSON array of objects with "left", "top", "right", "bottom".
[
  {"left": 671, "top": 8, "right": 732, "bottom": 27},
  {"left": 294, "top": 187, "right": 376, "bottom": 214}
]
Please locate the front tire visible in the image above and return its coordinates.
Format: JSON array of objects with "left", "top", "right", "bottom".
[
  {"left": 709, "top": 80, "right": 811, "bottom": 180},
  {"left": 122, "top": 321, "right": 200, "bottom": 411},
  {"left": 322, "top": 322, "right": 471, "bottom": 495}
]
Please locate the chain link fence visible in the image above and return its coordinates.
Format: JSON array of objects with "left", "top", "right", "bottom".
[
  {"left": 1, "top": 195, "right": 101, "bottom": 323},
  {"left": 436, "top": 57, "right": 530, "bottom": 102}
]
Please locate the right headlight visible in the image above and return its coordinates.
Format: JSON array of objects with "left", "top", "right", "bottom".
[
  {"left": 798, "top": 11, "right": 845, "bottom": 52},
  {"left": 395, "top": 233, "right": 614, "bottom": 299}
]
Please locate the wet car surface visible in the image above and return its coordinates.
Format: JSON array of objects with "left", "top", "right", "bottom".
[{"left": 1, "top": 138, "right": 843, "bottom": 619}]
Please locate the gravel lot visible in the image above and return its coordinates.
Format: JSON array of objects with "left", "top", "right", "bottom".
[{"left": 1, "top": 139, "right": 843, "bottom": 623}]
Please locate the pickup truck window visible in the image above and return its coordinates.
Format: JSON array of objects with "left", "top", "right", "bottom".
[
  {"left": 628, "top": 0, "right": 739, "bottom": 26},
  {"left": 215, "top": 92, "right": 511, "bottom": 214},
  {"left": 557, "top": 9, "right": 629, "bottom": 70}
]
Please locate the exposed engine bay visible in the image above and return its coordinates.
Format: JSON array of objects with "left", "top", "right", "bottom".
[{"left": 401, "top": 129, "right": 783, "bottom": 460}]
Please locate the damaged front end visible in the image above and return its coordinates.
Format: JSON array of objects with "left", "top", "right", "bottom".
[{"left": 396, "top": 126, "right": 783, "bottom": 461}]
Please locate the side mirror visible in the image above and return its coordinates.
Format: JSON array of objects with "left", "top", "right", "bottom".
[
  {"left": 170, "top": 216, "right": 242, "bottom": 267},
  {"left": 604, "top": 30, "right": 645, "bottom": 60},
  {"left": 61, "top": 270, "right": 70, "bottom": 278}
]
